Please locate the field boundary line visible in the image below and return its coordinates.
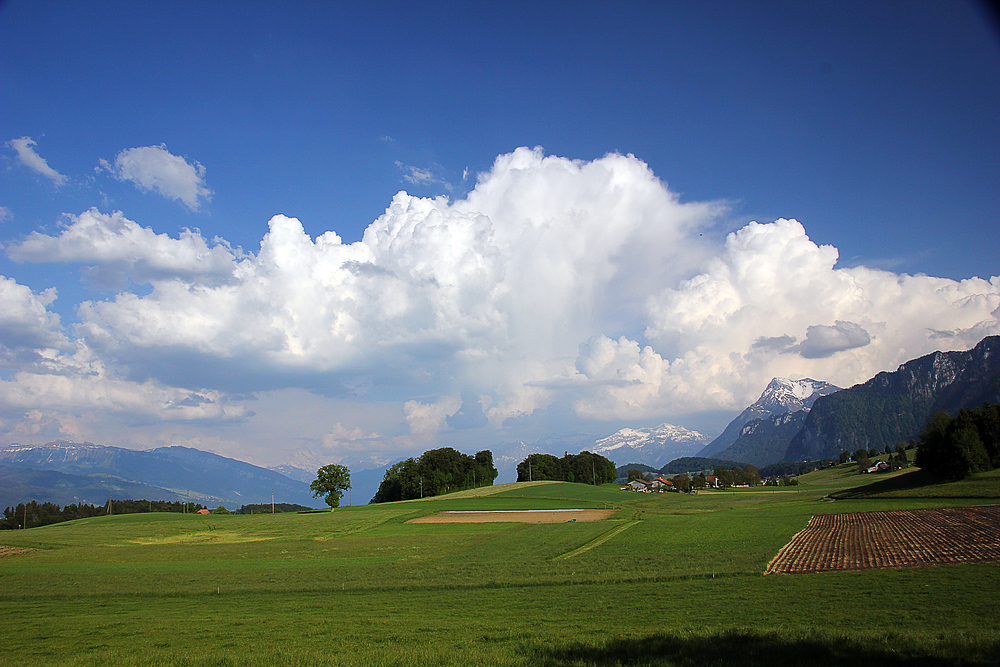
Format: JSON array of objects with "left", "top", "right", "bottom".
[{"left": 553, "top": 520, "right": 638, "bottom": 560}]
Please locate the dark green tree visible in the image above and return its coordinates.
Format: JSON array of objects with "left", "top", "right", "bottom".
[
  {"left": 672, "top": 473, "right": 691, "bottom": 493},
  {"left": 311, "top": 464, "right": 351, "bottom": 509}
]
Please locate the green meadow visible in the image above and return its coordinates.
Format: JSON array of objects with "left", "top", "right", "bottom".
[{"left": 1, "top": 467, "right": 998, "bottom": 666}]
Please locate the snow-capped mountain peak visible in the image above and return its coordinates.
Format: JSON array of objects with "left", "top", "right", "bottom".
[
  {"left": 754, "top": 377, "right": 839, "bottom": 414},
  {"left": 590, "top": 423, "right": 710, "bottom": 467},
  {"left": 696, "top": 377, "right": 840, "bottom": 458}
]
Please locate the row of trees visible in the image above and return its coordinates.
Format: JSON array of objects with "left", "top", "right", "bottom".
[
  {"left": 711, "top": 465, "right": 761, "bottom": 488},
  {"left": 515, "top": 451, "right": 616, "bottom": 485},
  {"left": 1, "top": 499, "right": 209, "bottom": 530},
  {"left": 371, "top": 448, "right": 498, "bottom": 503},
  {"left": 916, "top": 404, "right": 1000, "bottom": 479}
]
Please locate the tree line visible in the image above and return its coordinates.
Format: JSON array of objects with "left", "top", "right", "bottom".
[
  {"left": 515, "top": 451, "right": 616, "bottom": 485},
  {"left": 371, "top": 448, "right": 498, "bottom": 503},
  {"left": 916, "top": 403, "right": 1000, "bottom": 479},
  {"left": 1, "top": 499, "right": 209, "bottom": 530}
]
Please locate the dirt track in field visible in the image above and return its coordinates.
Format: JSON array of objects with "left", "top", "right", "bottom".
[
  {"left": 407, "top": 509, "right": 615, "bottom": 524},
  {"left": 766, "top": 504, "right": 1000, "bottom": 574}
]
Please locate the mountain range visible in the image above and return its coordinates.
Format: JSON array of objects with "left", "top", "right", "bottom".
[
  {"left": 589, "top": 423, "right": 710, "bottom": 467},
  {"left": 0, "top": 442, "right": 317, "bottom": 510},
  {"left": 4, "top": 336, "right": 997, "bottom": 509},
  {"left": 786, "top": 335, "right": 1000, "bottom": 461}
]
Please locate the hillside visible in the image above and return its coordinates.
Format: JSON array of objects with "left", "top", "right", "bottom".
[
  {"left": 0, "top": 473, "right": 997, "bottom": 667},
  {"left": 713, "top": 410, "right": 810, "bottom": 467}
]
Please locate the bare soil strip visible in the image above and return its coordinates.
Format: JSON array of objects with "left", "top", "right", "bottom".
[
  {"left": 766, "top": 505, "right": 1000, "bottom": 574},
  {"left": 0, "top": 546, "right": 40, "bottom": 558},
  {"left": 407, "top": 509, "right": 616, "bottom": 524}
]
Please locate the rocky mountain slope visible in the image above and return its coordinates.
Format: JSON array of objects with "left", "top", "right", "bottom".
[
  {"left": 699, "top": 378, "right": 840, "bottom": 458},
  {"left": 712, "top": 410, "right": 811, "bottom": 467},
  {"left": 785, "top": 335, "right": 1000, "bottom": 461}
]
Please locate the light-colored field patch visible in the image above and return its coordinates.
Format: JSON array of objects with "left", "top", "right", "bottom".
[
  {"left": 0, "top": 546, "right": 40, "bottom": 558},
  {"left": 130, "top": 531, "right": 274, "bottom": 545},
  {"left": 553, "top": 520, "right": 638, "bottom": 560},
  {"left": 766, "top": 504, "right": 1000, "bottom": 574},
  {"left": 407, "top": 509, "right": 615, "bottom": 524}
]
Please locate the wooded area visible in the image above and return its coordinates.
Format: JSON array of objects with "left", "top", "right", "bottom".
[
  {"left": 1, "top": 499, "right": 209, "bottom": 530},
  {"left": 515, "top": 451, "right": 616, "bottom": 485},
  {"left": 371, "top": 448, "right": 498, "bottom": 503}
]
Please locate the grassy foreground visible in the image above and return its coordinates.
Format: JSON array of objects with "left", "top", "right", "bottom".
[{"left": 0, "top": 465, "right": 997, "bottom": 666}]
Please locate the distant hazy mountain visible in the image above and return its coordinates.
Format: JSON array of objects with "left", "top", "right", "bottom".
[
  {"left": 785, "top": 335, "right": 1000, "bottom": 462},
  {"left": 269, "top": 464, "right": 316, "bottom": 484},
  {"left": 0, "top": 463, "right": 184, "bottom": 510},
  {"left": 590, "top": 423, "right": 710, "bottom": 467},
  {"left": 0, "top": 442, "right": 318, "bottom": 509},
  {"left": 698, "top": 378, "right": 840, "bottom": 458}
]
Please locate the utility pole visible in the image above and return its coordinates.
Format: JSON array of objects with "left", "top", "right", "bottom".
[{"left": 271, "top": 489, "right": 274, "bottom": 514}]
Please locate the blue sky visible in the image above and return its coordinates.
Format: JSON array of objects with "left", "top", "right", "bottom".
[{"left": 1, "top": 1, "right": 998, "bottom": 477}]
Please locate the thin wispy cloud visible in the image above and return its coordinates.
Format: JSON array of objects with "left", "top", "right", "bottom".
[
  {"left": 6, "top": 136, "right": 68, "bottom": 186},
  {"left": 395, "top": 161, "right": 453, "bottom": 191}
]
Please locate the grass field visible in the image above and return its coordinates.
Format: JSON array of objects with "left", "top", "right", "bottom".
[{"left": 0, "top": 464, "right": 998, "bottom": 666}]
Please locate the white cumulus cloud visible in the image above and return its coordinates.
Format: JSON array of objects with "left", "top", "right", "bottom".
[
  {"left": 641, "top": 218, "right": 1000, "bottom": 410},
  {"left": 0, "top": 341, "right": 244, "bottom": 422},
  {"left": 7, "top": 136, "right": 68, "bottom": 185},
  {"left": 5, "top": 148, "right": 999, "bottom": 462},
  {"left": 100, "top": 144, "right": 211, "bottom": 210},
  {"left": 72, "top": 149, "right": 722, "bottom": 421},
  {"left": 7, "top": 208, "right": 239, "bottom": 286},
  {"left": 0, "top": 276, "right": 69, "bottom": 351}
]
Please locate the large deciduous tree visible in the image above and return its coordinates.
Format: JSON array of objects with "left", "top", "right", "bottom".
[{"left": 311, "top": 464, "right": 351, "bottom": 509}]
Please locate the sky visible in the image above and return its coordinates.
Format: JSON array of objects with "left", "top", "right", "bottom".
[{"left": 1, "top": 0, "right": 999, "bottom": 479}]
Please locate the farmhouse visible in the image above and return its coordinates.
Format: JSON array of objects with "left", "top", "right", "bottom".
[
  {"left": 865, "top": 460, "right": 890, "bottom": 474},
  {"left": 650, "top": 478, "right": 674, "bottom": 492},
  {"left": 625, "top": 479, "right": 651, "bottom": 492},
  {"left": 623, "top": 477, "right": 675, "bottom": 493}
]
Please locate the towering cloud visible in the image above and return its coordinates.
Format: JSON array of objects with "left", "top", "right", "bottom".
[{"left": 2, "top": 148, "right": 999, "bottom": 463}]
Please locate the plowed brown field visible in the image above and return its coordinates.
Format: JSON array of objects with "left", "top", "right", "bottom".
[
  {"left": 407, "top": 509, "right": 615, "bottom": 524},
  {"left": 766, "top": 504, "right": 1000, "bottom": 574}
]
